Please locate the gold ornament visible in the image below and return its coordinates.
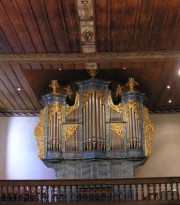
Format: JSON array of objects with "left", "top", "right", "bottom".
[
  {"left": 66, "top": 92, "right": 79, "bottom": 116},
  {"left": 110, "top": 123, "right": 124, "bottom": 139},
  {"left": 49, "top": 80, "right": 59, "bottom": 94},
  {"left": 48, "top": 102, "right": 62, "bottom": 124},
  {"left": 82, "top": 89, "right": 105, "bottom": 106},
  {"left": 108, "top": 91, "right": 122, "bottom": 113},
  {"left": 144, "top": 107, "right": 154, "bottom": 156},
  {"left": 126, "top": 78, "right": 139, "bottom": 92},
  {"left": 34, "top": 109, "right": 45, "bottom": 158},
  {"left": 65, "top": 124, "right": 79, "bottom": 141}
]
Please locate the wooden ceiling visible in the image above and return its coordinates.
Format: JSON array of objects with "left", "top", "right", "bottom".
[{"left": 0, "top": 0, "right": 179, "bottom": 116}]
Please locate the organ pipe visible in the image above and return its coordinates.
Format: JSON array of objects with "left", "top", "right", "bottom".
[{"left": 35, "top": 78, "right": 154, "bottom": 161}]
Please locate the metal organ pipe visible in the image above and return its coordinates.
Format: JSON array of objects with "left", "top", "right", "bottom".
[
  {"left": 82, "top": 91, "right": 106, "bottom": 151},
  {"left": 88, "top": 99, "right": 92, "bottom": 149},
  {"left": 96, "top": 93, "right": 100, "bottom": 150},
  {"left": 127, "top": 106, "right": 142, "bottom": 150},
  {"left": 102, "top": 104, "right": 105, "bottom": 150}
]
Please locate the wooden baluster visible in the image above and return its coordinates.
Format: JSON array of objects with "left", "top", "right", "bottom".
[
  {"left": 51, "top": 186, "right": 55, "bottom": 202},
  {"left": 112, "top": 185, "right": 115, "bottom": 201},
  {"left": 64, "top": 186, "right": 67, "bottom": 202},
  {"left": 40, "top": 186, "right": 43, "bottom": 202},
  {"left": 141, "top": 184, "right": 144, "bottom": 200},
  {"left": 165, "top": 183, "right": 168, "bottom": 200},
  {"left": 58, "top": 186, "right": 61, "bottom": 202},
  {"left": 75, "top": 185, "right": 78, "bottom": 201},
  {"left": 123, "top": 185, "right": 126, "bottom": 201},
  {"left": 147, "top": 184, "right": 150, "bottom": 200},
  {"left": 118, "top": 185, "right": 121, "bottom": 201},
  {"left": 129, "top": 184, "right": 132, "bottom": 200},
  {"left": 70, "top": 185, "right": 73, "bottom": 202},
  {"left": 135, "top": 184, "right": 138, "bottom": 200},
  {"left": 176, "top": 182, "right": 179, "bottom": 200},
  {"left": 46, "top": 186, "right": 49, "bottom": 202},
  {"left": 153, "top": 184, "right": 156, "bottom": 200},
  {"left": 170, "top": 183, "right": 174, "bottom": 200},
  {"left": 159, "top": 183, "right": 162, "bottom": 200}
]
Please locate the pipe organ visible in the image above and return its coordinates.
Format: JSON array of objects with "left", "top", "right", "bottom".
[{"left": 35, "top": 77, "right": 153, "bottom": 179}]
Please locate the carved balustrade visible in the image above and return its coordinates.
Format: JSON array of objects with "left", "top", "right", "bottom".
[{"left": 0, "top": 177, "right": 180, "bottom": 204}]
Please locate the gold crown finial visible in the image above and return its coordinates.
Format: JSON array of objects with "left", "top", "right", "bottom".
[
  {"left": 126, "top": 78, "right": 139, "bottom": 92},
  {"left": 49, "top": 80, "right": 59, "bottom": 94},
  {"left": 87, "top": 69, "right": 98, "bottom": 78}
]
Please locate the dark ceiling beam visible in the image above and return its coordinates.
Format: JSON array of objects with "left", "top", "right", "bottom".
[{"left": 0, "top": 51, "right": 179, "bottom": 64}]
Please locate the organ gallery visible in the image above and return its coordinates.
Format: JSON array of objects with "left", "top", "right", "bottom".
[{"left": 35, "top": 72, "right": 153, "bottom": 179}]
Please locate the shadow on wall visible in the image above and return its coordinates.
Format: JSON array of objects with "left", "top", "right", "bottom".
[
  {"left": 0, "top": 117, "right": 56, "bottom": 179},
  {"left": 135, "top": 113, "right": 180, "bottom": 177},
  {"left": 0, "top": 117, "right": 9, "bottom": 179},
  {"left": 1, "top": 113, "right": 180, "bottom": 179}
]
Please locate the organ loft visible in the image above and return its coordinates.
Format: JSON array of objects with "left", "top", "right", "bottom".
[{"left": 35, "top": 71, "right": 153, "bottom": 179}]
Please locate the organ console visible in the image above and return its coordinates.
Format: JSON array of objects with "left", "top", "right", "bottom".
[{"left": 35, "top": 73, "right": 153, "bottom": 179}]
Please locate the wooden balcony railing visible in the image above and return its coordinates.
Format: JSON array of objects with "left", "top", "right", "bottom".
[{"left": 1, "top": 177, "right": 180, "bottom": 204}]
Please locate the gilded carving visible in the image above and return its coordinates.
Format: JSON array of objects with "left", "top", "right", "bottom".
[
  {"left": 126, "top": 78, "right": 139, "bottom": 92},
  {"left": 144, "top": 107, "right": 154, "bottom": 156},
  {"left": 82, "top": 89, "right": 105, "bottom": 106},
  {"left": 125, "top": 101, "right": 140, "bottom": 120},
  {"left": 110, "top": 123, "right": 123, "bottom": 139},
  {"left": 87, "top": 68, "right": 98, "bottom": 78},
  {"left": 34, "top": 109, "right": 45, "bottom": 158},
  {"left": 108, "top": 92, "right": 122, "bottom": 113},
  {"left": 65, "top": 124, "right": 79, "bottom": 141},
  {"left": 48, "top": 102, "right": 62, "bottom": 123},
  {"left": 49, "top": 80, "right": 59, "bottom": 94},
  {"left": 66, "top": 92, "right": 79, "bottom": 117}
]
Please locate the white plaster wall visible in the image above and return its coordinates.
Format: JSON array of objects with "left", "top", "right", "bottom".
[
  {"left": 0, "top": 114, "right": 180, "bottom": 179},
  {"left": 135, "top": 113, "right": 180, "bottom": 177},
  {"left": 0, "top": 117, "right": 56, "bottom": 179}
]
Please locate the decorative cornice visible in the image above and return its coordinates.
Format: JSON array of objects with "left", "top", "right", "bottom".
[
  {"left": 0, "top": 108, "right": 180, "bottom": 117},
  {"left": 0, "top": 110, "right": 39, "bottom": 117},
  {"left": 0, "top": 51, "right": 179, "bottom": 64}
]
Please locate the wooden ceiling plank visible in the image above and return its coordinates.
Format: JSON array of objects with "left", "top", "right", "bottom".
[
  {"left": 0, "top": 28, "right": 13, "bottom": 53},
  {"left": 149, "top": 62, "right": 173, "bottom": 108},
  {"left": 156, "top": 65, "right": 180, "bottom": 108},
  {"left": 0, "top": 90, "right": 14, "bottom": 110},
  {"left": 0, "top": 77, "right": 20, "bottom": 110},
  {"left": 0, "top": 65, "right": 27, "bottom": 109},
  {"left": 107, "top": 0, "right": 110, "bottom": 52},
  {"left": 133, "top": 0, "right": 156, "bottom": 51},
  {"left": 11, "top": 63, "right": 42, "bottom": 110},
  {"left": 95, "top": 0, "right": 108, "bottom": 52},
  {"left": 29, "top": 0, "right": 56, "bottom": 52},
  {"left": 121, "top": 0, "right": 139, "bottom": 51},
  {"left": 148, "top": 0, "right": 168, "bottom": 51},
  {"left": 0, "top": 97, "right": 6, "bottom": 110},
  {"left": 145, "top": 0, "right": 157, "bottom": 51},
  {"left": 132, "top": 0, "right": 142, "bottom": 51},
  {"left": 109, "top": 0, "right": 125, "bottom": 51},
  {"left": 157, "top": 1, "right": 180, "bottom": 50},
  {"left": 1, "top": 0, "right": 35, "bottom": 52},
  {"left": 41, "top": 64, "right": 52, "bottom": 70},
  {"left": 0, "top": 51, "right": 179, "bottom": 64},
  {"left": 20, "top": 63, "right": 32, "bottom": 69},
  {"left": 40, "top": 0, "right": 58, "bottom": 52},
  {"left": 167, "top": 7, "right": 180, "bottom": 50},
  {"left": 0, "top": 2, "right": 24, "bottom": 53},
  {"left": 30, "top": 63, "right": 43, "bottom": 69},
  {"left": 60, "top": 0, "right": 81, "bottom": 52},
  {"left": 15, "top": 0, "right": 46, "bottom": 53}
]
